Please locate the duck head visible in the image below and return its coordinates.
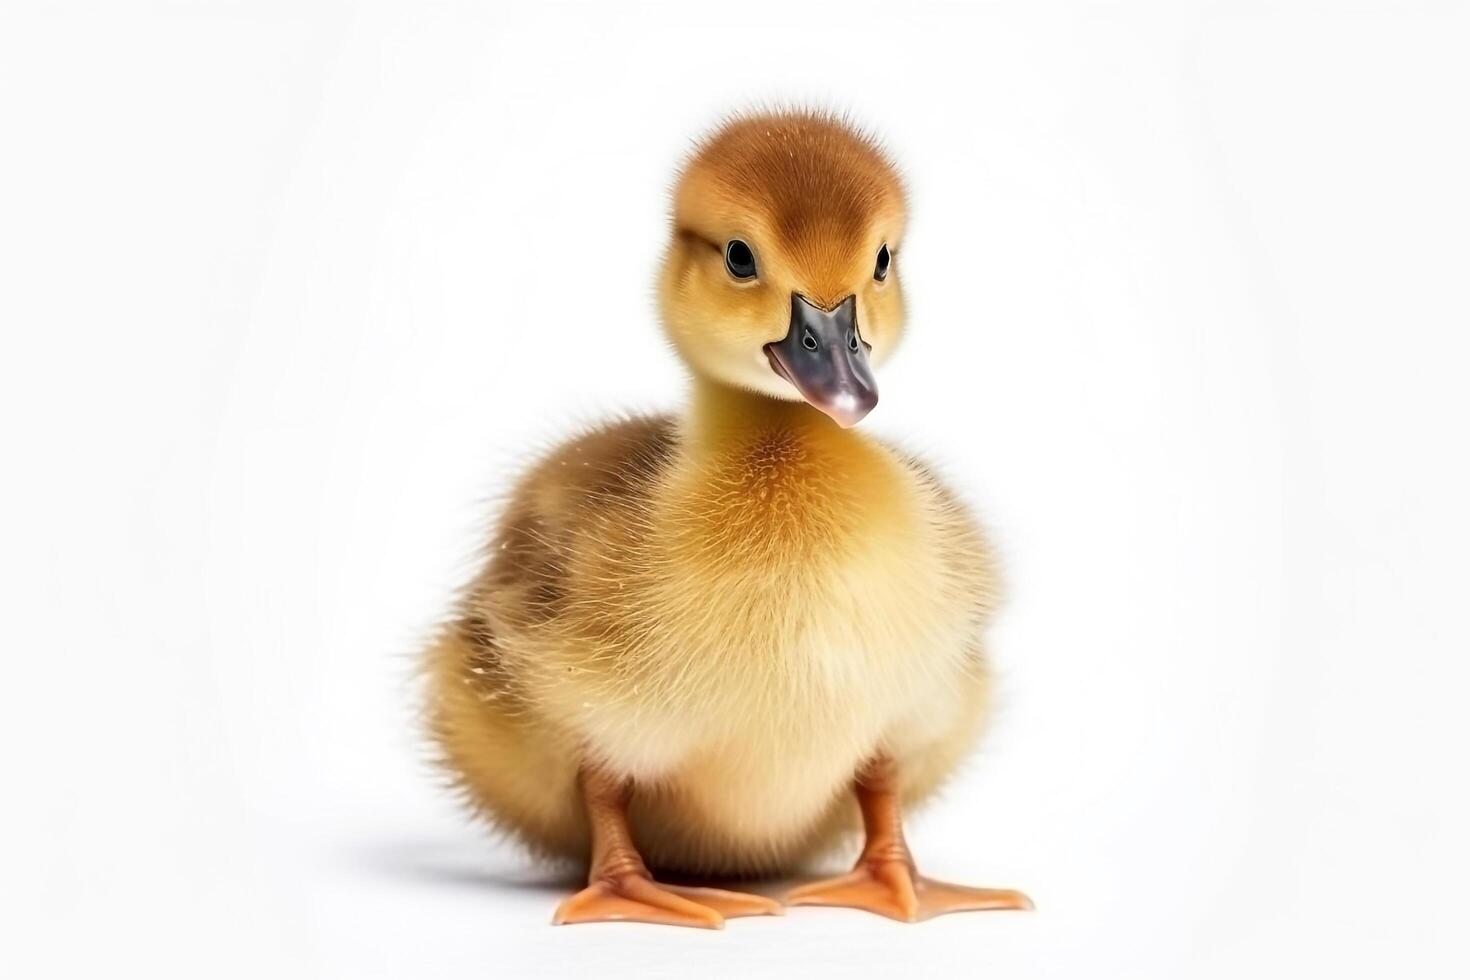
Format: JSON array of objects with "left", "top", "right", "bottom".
[{"left": 659, "top": 111, "right": 907, "bottom": 428}]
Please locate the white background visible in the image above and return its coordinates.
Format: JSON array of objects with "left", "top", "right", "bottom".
[{"left": 3, "top": 1, "right": 1467, "bottom": 977}]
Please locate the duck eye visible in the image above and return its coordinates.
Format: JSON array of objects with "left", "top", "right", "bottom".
[
  {"left": 874, "top": 243, "right": 891, "bottom": 282},
  {"left": 724, "top": 240, "right": 757, "bottom": 281}
]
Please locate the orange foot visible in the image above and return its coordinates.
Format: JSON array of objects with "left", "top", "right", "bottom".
[
  {"left": 553, "top": 872, "right": 784, "bottom": 929},
  {"left": 786, "top": 860, "right": 1033, "bottom": 923}
]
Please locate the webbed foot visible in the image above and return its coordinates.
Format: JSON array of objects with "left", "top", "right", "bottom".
[
  {"left": 786, "top": 857, "right": 1032, "bottom": 922},
  {"left": 554, "top": 871, "right": 782, "bottom": 929}
]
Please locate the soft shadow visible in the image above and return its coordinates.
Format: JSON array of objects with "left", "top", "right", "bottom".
[
  {"left": 343, "top": 836, "right": 805, "bottom": 900},
  {"left": 344, "top": 836, "right": 581, "bottom": 896}
]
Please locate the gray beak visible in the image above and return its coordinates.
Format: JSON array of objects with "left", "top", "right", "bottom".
[{"left": 763, "top": 294, "right": 878, "bottom": 428}]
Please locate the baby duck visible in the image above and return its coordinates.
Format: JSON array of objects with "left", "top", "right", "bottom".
[{"left": 424, "top": 110, "right": 1031, "bottom": 928}]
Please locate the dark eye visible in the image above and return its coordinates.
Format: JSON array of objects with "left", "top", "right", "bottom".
[
  {"left": 874, "top": 243, "right": 891, "bottom": 282},
  {"left": 724, "top": 239, "right": 757, "bottom": 281}
]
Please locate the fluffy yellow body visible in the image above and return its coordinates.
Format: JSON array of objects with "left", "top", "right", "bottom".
[{"left": 425, "top": 384, "right": 999, "bottom": 876}]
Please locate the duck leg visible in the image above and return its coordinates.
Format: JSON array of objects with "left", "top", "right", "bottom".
[
  {"left": 552, "top": 766, "right": 783, "bottom": 929},
  {"left": 786, "top": 755, "right": 1033, "bottom": 922}
]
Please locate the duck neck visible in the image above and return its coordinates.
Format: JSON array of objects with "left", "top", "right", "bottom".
[
  {"left": 683, "top": 377, "right": 857, "bottom": 456},
  {"left": 675, "top": 377, "right": 907, "bottom": 552}
]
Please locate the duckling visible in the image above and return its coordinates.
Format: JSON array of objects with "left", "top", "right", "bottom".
[{"left": 423, "top": 110, "right": 1032, "bottom": 928}]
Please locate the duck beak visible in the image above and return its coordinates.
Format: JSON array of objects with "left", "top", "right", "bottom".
[{"left": 763, "top": 294, "right": 878, "bottom": 428}]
